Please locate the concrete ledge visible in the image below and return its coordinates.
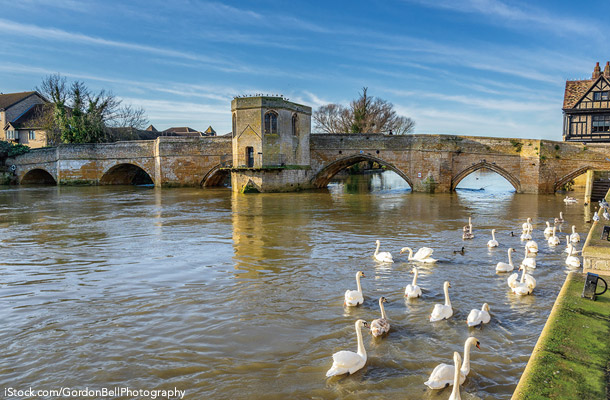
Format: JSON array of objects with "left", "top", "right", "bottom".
[{"left": 512, "top": 273, "right": 610, "bottom": 399}]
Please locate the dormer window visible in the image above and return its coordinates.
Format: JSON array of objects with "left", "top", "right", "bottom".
[
  {"left": 593, "top": 91, "right": 609, "bottom": 101},
  {"left": 264, "top": 111, "right": 278, "bottom": 134}
]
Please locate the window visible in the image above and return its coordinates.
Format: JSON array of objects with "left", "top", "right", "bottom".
[
  {"left": 6, "top": 130, "right": 16, "bottom": 140},
  {"left": 29, "top": 130, "right": 36, "bottom": 140},
  {"left": 264, "top": 111, "right": 278, "bottom": 134},
  {"left": 292, "top": 114, "right": 298, "bottom": 136},
  {"left": 592, "top": 115, "right": 610, "bottom": 132},
  {"left": 232, "top": 113, "right": 236, "bottom": 137},
  {"left": 593, "top": 91, "right": 609, "bottom": 101}
]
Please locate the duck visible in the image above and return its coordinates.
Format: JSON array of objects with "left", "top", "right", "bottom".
[
  {"left": 449, "top": 352, "right": 463, "bottom": 400},
  {"left": 326, "top": 319, "right": 369, "bottom": 377},
  {"left": 370, "top": 297, "right": 390, "bottom": 337},
  {"left": 569, "top": 225, "right": 580, "bottom": 243},
  {"left": 487, "top": 229, "right": 499, "bottom": 248},
  {"left": 520, "top": 227, "right": 532, "bottom": 241},
  {"left": 565, "top": 245, "right": 581, "bottom": 269},
  {"left": 467, "top": 303, "right": 491, "bottom": 327},
  {"left": 521, "top": 247, "right": 536, "bottom": 269},
  {"left": 547, "top": 226, "right": 560, "bottom": 246},
  {"left": 496, "top": 248, "right": 516, "bottom": 272},
  {"left": 543, "top": 221, "right": 554, "bottom": 236},
  {"left": 344, "top": 271, "right": 365, "bottom": 306},
  {"left": 453, "top": 246, "right": 465, "bottom": 255},
  {"left": 508, "top": 266, "right": 536, "bottom": 295},
  {"left": 373, "top": 240, "right": 393, "bottom": 263},
  {"left": 405, "top": 267, "right": 423, "bottom": 298},
  {"left": 424, "top": 337, "right": 480, "bottom": 389},
  {"left": 522, "top": 217, "right": 533, "bottom": 232},
  {"left": 400, "top": 247, "right": 437, "bottom": 263},
  {"left": 430, "top": 281, "right": 453, "bottom": 322},
  {"left": 564, "top": 196, "right": 578, "bottom": 204},
  {"left": 525, "top": 237, "right": 538, "bottom": 253},
  {"left": 554, "top": 211, "right": 564, "bottom": 224}
]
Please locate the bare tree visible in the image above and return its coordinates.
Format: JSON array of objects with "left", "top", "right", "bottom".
[{"left": 313, "top": 87, "right": 415, "bottom": 135}]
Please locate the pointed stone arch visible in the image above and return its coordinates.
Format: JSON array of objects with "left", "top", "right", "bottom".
[
  {"left": 312, "top": 154, "right": 413, "bottom": 188},
  {"left": 451, "top": 161, "right": 521, "bottom": 192},
  {"left": 554, "top": 166, "right": 592, "bottom": 191},
  {"left": 200, "top": 164, "right": 230, "bottom": 187}
]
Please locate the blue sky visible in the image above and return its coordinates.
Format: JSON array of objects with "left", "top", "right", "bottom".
[{"left": 1, "top": 0, "right": 607, "bottom": 139}]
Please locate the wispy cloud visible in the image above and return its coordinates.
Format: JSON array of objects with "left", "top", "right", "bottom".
[{"left": 403, "top": 0, "right": 594, "bottom": 36}]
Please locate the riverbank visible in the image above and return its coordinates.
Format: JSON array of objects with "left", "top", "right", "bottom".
[{"left": 511, "top": 272, "right": 610, "bottom": 399}]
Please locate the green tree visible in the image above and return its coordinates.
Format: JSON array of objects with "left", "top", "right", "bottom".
[
  {"left": 36, "top": 74, "right": 147, "bottom": 144},
  {"left": 313, "top": 87, "right": 415, "bottom": 134}
]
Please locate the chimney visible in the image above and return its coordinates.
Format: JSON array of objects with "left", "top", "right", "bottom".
[
  {"left": 604, "top": 62, "right": 610, "bottom": 78},
  {"left": 593, "top": 62, "right": 601, "bottom": 79}
]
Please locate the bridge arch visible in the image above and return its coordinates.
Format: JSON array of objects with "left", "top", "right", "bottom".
[
  {"left": 312, "top": 154, "right": 413, "bottom": 188},
  {"left": 100, "top": 163, "right": 154, "bottom": 185},
  {"left": 200, "top": 164, "right": 230, "bottom": 187},
  {"left": 21, "top": 168, "right": 57, "bottom": 185},
  {"left": 451, "top": 161, "right": 521, "bottom": 192},
  {"left": 553, "top": 166, "right": 593, "bottom": 192}
]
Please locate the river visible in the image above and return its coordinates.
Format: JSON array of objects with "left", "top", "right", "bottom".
[{"left": 0, "top": 170, "right": 589, "bottom": 399}]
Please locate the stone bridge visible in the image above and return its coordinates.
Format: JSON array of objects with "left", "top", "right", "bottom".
[{"left": 9, "top": 134, "right": 610, "bottom": 193}]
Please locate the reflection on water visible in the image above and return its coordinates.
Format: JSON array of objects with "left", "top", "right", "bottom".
[{"left": 0, "top": 176, "right": 589, "bottom": 399}]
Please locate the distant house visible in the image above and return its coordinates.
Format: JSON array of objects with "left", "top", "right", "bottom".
[
  {"left": 1, "top": 91, "right": 49, "bottom": 148},
  {"left": 204, "top": 126, "right": 217, "bottom": 136},
  {"left": 162, "top": 127, "right": 203, "bottom": 137},
  {"left": 563, "top": 62, "right": 610, "bottom": 142}
]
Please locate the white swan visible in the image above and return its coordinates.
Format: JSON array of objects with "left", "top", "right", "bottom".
[
  {"left": 548, "top": 226, "right": 560, "bottom": 246},
  {"left": 374, "top": 240, "right": 393, "bottom": 263},
  {"left": 424, "top": 337, "right": 480, "bottom": 389},
  {"left": 543, "top": 221, "right": 554, "bottom": 236},
  {"left": 400, "top": 247, "right": 437, "bottom": 263},
  {"left": 430, "top": 281, "right": 453, "bottom": 322},
  {"left": 565, "top": 245, "right": 581, "bottom": 269},
  {"left": 449, "top": 352, "right": 462, "bottom": 400},
  {"left": 563, "top": 235, "right": 579, "bottom": 254},
  {"left": 344, "top": 271, "right": 365, "bottom": 306},
  {"left": 487, "top": 229, "right": 499, "bottom": 248},
  {"left": 570, "top": 225, "right": 580, "bottom": 243},
  {"left": 522, "top": 217, "right": 533, "bottom": 232},
  {"left": 554, "top": 211, "right": 564, "bottom": 224},
  {"left": 564, "top": 196, "right": 578, "bottom": 204},
  {"left": 370, "top": 297, "right": 390, "bottom": 337},
  {"left": 405, "top": 266, "right": 422, "bottom": 298},
  {"left": 496, "top": 248, "right": 516, "bottom": 272},
  {"left": 525, "top": 237, "right": 538, "bottom": 253},
  {"left": 521, "top": 247, "right": 536, "bottom": 270},
  {"left": 508, "top": 266, "right": 536, "bottom": 295},
  {"left": 520, "top": 227, "right": 532, "bottom": 241},
  {"left": 326, "top": 319, "right": 368, "bottom": 377},
  {"left": 467, "top": 303, "right": 491, "bottom": 327}
]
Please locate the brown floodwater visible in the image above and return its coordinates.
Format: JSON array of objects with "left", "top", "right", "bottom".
[{"left": 0, "top": 171, "right": 589, "bottom": 399}]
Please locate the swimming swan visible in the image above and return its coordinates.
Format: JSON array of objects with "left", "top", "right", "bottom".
[
  {"left": 508, "top": 266, "right": 536, "bottom": 295},
  {"left": 374, "top": 240, "right": 394, "bottom": 263},
  {"left": 424, "top": 337, "right": 480, "bottom": 389},
  {"left": 430, "top": 281, "right": 453, "bottom": 322},
  {"left": 496, "top": 248, "right": 516, "bottom": 272},
  {"left": 400, "top": 247, "right": 437, "bottom": 263},
  {"left": 326, "top": 319, "right": 368, "bottom": 377},
  {"left": 467, "top": 303, "right": 491, "bottom": 327},
  {"left": 522, "top": 217, "right": 533, "bottom": 232},
  {"left": 487, "top": 229, "right": 499, "bottom": 248},
  {"left": 449, "top": 352, "right": 463, "bottom": 400},
  {"left": 547, "top": 226, "right": 560, "bottom": 246},
  {"left": 405, "top": 266, "right": 422, "bottom": 298},
  {"left": 543, "top": 221, "right": 554, "bottom": 236},
  {"left": 570, "top": 225, "right": 580, "bottom": 243},
  {"left": 521, "top": 247, "right": 536, "bottom": 270},
  {"left": 344, "top": 271, "right": 365, "bottom": 306},
  {"left": 370, "top": 297, "right": 390, "bottom": 337},
  {"left": 565, "top": 245, "right": 581, "bottom": 269}
]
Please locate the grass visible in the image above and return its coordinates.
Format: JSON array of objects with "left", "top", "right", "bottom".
[{"left": 512, "top": 273, "right": 610, "bottom": 399}]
